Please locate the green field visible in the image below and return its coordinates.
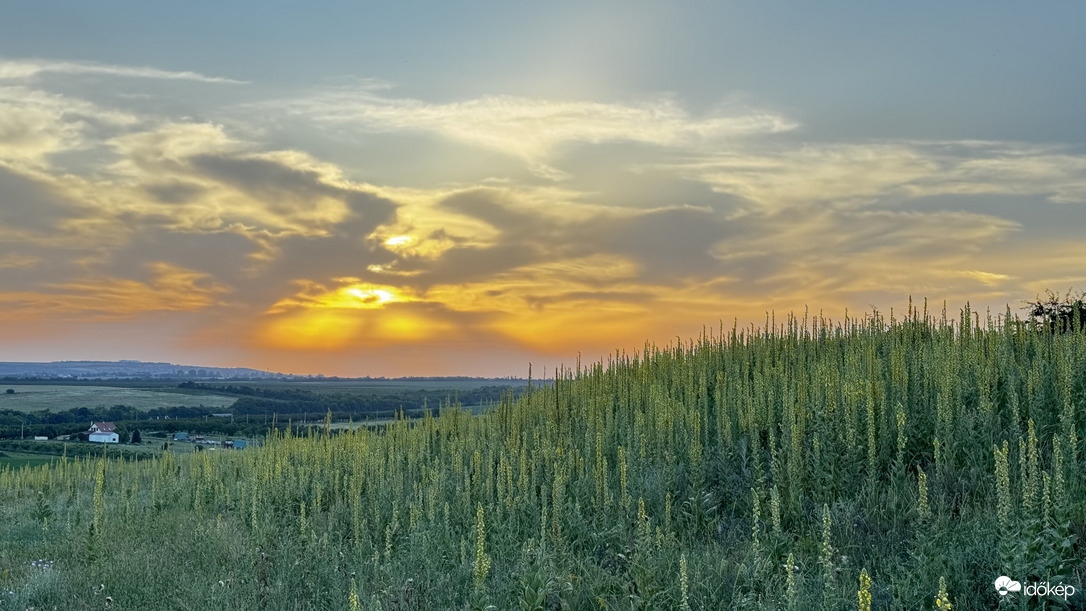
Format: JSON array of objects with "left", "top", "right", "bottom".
[
  {"left": 0, "top": 451, "right": 66, "bottom": 470},
  {"left": 0, "top": 384, "right": 236, "bottom": 411}
]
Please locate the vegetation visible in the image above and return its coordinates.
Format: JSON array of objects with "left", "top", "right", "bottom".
[
  {"left": 184, "top": 381, "right": 525, "bottom": 417},
  {"left": 0, "top": 384, "right": 235, "bottom": 413},
  {"left": 1025, "top": 289, "right": 1086, "bottom": 335},
  {"left": 0, "top": 301, "right": 1083, "bottom": 609},
  {"left": 0, "top": 451, "right": 66, "bottom": 470},
  {"left": 0, "top": 382, "right": 522, "bottom": 440}
]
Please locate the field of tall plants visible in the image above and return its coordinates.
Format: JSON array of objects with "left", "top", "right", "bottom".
[{"left": 1, "top": 303, "right": 1084, "bottom": 609}]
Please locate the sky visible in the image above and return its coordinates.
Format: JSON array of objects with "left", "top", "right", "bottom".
[{"left": 1, "top": 1, "right": 1084, "bottom": 376}]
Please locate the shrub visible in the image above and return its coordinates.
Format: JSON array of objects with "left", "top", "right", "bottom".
[{"left": 1025, "top": 289, "right": 1086, "bottom": 333}]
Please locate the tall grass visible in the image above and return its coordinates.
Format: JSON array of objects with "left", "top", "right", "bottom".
[{"left": 1, "top": 304, "right": 1083, "bottom": 609}]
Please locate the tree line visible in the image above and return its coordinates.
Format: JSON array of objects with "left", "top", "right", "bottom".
[{"left": 0, "top": 383, "right": 524, "bottom": 439}]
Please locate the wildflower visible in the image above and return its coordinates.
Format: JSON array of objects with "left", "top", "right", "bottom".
[
  {"left": 935, "top": 576, "right": 951, "bottom": 610},
  {"left": 679, "top": 553, "right": 691, "bottom": 611},
  {"left": 917, "top": 467, "right": 931, "bottom": 521},
  {"left": 785, "top": 552, "right": 798, "bottom": 611},
  {"left": 473, "top": 504, "right": 490, "bottom": 589},
  {"left": 858, "top": 569, "right": 872, "bottom": 611}
]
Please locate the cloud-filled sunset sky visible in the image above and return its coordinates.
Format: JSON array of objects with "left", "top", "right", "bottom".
[{"left": 1, "top": 1, "right": 1084, "bottom": 376}]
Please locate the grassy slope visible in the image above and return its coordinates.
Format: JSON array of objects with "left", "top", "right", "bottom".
[{"left": 1, "top": 309, "right": 1084, "bottom": 610}]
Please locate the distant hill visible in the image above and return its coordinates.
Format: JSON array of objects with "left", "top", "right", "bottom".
[
  {"left": 0, "top": 360, "right": 285, "bottom": 380},
  {"left": 0, "top": 360, "right": 529, "bottom": 383}
]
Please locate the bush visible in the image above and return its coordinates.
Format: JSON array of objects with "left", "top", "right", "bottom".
[{"left": 1024, "top": 289, "right": 1086, "bottom": 333}]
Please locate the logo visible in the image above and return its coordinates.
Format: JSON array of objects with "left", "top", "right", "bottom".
[
  {"left": 994, "top": 576, "right": 1021, "bottom": 596},
  {"left": 995, "top": 576, "right": 1075, "bottom": 601}
]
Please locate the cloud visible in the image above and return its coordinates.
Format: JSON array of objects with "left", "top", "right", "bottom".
[
  {"left": 0, "top": 165, "right": 135, "bottom": 253},
  {"left": 354, "top": 182, "right": 1022, "bottom": 339},
  {"left": 0, "top": 262, "right": 228, "bottom": 320},
  {"left": 0, "top": 254, "right": 39, "bottom": 269},
  {"left": 1, "top": 121, "right": 403, "bottom": 325},
  {"left": 911, "top": 152, "right": 1086, "bottom": 204},
  {"left": 97, "top": 124, "right": 401, "bottom": 253},
  {"left": 0, "top": 86, "right": 137, "bottom": 164},
  {"left": 703, "top": 207, "right": 1022, "bottom": 301},
  {"left": 265, "top": 89, "right": 796, "bottom": 176},
  {"left": 108, "top": 122, "right": 241, "bottom": 168},
  {"left": 945, "top": 270, "right": 1013, "bottom": 287},
  {"left": 0, "top": 58, "right": 245, "bottom": 84},
  {"left": 371, "top": 187, "right": 729, "bottom": 291},
  {"left": 665, "top": 141, "right": 1086, "bottom": 211}
]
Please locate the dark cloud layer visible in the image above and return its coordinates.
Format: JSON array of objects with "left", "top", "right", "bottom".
[
  {"left": 387, "top": 188, "right": 731, "bottom": 290},
  {"left": 0, "top": 166, "right": 79, "bottom": 233}
]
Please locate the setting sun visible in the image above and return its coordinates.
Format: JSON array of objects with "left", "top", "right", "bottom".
[
  {"left": 384, "top": 235, "right": 413, "bottom": 247},
  {"left": 344, "top": 286, "right": 398, "bottom": 307}
]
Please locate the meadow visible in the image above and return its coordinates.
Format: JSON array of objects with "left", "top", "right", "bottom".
[{"left": 0, "top": 303, "right": 1083, "bottom": 610}]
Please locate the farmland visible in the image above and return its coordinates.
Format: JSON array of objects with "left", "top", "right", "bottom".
[
  {"left": 0, "top": 450, "right": 66, "bottom": 470},
  {"left": 0, "top": 378, "right": 522, "bottom": 443},
  {"left": 0, "top": 305, "right": 1084, "bottom": 609}
]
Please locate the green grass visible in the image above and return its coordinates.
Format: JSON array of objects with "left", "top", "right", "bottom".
[{"left": 0, "top": 384, "right": 236, "bottom": 411}]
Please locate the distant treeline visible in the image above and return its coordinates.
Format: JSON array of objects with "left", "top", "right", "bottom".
[
  {"left": 0, "top": 383, "right": 526, "bottom": 439},
  {"left": 177, "top": 381, "right": 525, "bottom": 416}
]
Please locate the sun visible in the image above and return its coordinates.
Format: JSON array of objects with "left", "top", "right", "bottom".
[
  {"left": 345, "top": 287, "right": 397, "bottom": 307},
  {"left": 384, "top": 235, "right": 413, "bottom": 247},
  {"left": 258, "top": 282, "right": 426, "bottom": 349}
]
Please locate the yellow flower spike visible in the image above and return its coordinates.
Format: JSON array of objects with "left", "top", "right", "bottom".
[
  {"left": 858, "top": 568, "right": 872, "bottom": 611},
  {"left": 935, "top": 576, "right": 951, "bottom": 610}
]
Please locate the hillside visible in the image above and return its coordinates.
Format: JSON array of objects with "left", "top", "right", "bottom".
[
  {"left": 0, "top": 360, "right": 282, "bottom": 380},
  {"left": 0, "top": 305, "right": 1083, "bottom": 609}
]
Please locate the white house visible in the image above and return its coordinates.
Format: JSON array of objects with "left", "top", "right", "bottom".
[{"left": 88, "top": 422, "right": 119, "bottom": 444}]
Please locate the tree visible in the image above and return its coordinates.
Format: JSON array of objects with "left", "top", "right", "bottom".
[
  {"left": 130, "top": 429, "right": 142, "bottom": 444},
  {"left": 4, "top": 389, "right": 12, "bottom": 394},
  {"left": 1025, "top": 289, "right": 1086, "bottom": 334}
]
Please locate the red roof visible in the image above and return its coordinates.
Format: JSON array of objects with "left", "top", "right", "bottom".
[{"left": 90, "top": 422, "right": 116, "bottom": 433}]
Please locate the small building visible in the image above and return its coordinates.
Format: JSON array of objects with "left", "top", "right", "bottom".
[
  {"left": 88, "top": 422, "right": 119, "bottom": 444},
  {"left": 173, "top": 431, "right": 189, "bottom": 441},
  {"left": 33, "top": 436, "right": 49, "bottom": 441}
]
